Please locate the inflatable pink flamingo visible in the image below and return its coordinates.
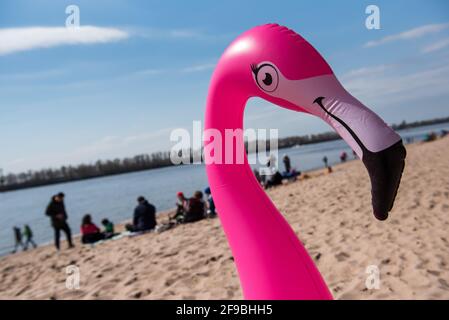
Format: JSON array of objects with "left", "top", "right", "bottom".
[{"left": 204, "top": 24, "right": 406, "bottom": 300}]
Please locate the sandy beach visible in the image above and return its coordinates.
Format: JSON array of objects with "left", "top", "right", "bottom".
[{"left": 0, "top": 136, "right": 448, "bottom": 300}]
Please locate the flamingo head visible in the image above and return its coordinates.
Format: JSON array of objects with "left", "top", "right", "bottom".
[{"left": 213, "top": 23, "right": 406, "bottom": 220}]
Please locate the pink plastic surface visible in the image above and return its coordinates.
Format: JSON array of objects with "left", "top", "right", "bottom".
[{"left": 204, "top": 24, "right": 400, "bottom": 300}]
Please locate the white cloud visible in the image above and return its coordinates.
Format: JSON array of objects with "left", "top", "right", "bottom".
[
  {"left": 136, "top": 27, "right": 231, "bottom": 41},
  {"left": 4, "top": 127, "right": 176, "bottom": 173},
  {"left": 68, "top": 127, "right": 175, "bottom": 161},
  {"left": 137, "top": 28, "right": 204, "bottom": 40},
  {"left": 0, "top": 68, "right": 66, "bottom": 81},
  {"left": 340, "top": 61, "right": 449, "bottom": 106},
  {"left": 364, "top": 22, "right": 449, "bottom": 48},
  {"left": 5, "top": 158, "right": 25, "bottom": 166},
  {"left": 340, "top": 64, "right": 394, "bottom": 78},
  {"left": 181, "top": 63, "right": 215, "bottom": 73},
  {"left": 422, "top": 37, "right": 449, "bottom": 53},
  {"left": 133, "top": 68, "right": 168, "bottom": 76},
  {"left": 134, "top": 62, "right": 216, "bottom": 77},
  {"left": 0, "top": 26, "right": 129, "bottom": 56},
  {"left": 168, "top": 29, "right": 203, "bottom": 39}
]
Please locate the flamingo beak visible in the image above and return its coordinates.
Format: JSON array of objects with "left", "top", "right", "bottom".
[
  {"left": 362, "top": 140, "right": 406, "bottom": 220},
  {"left": 312, "top": 97, "right": 406, "bottom": 221}
]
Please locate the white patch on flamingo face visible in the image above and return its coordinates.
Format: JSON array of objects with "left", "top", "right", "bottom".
[{"left": 252, "top": 62, "right": 400, "bottom": 156}]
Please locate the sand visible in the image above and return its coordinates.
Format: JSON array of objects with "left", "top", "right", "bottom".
[{"left": 0, "top": 136, "right": 448, "bottom": 300}]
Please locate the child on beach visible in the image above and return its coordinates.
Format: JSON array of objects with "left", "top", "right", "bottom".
[
  {"left": 322, "top": 155, "right": 333, "bottom": 173},
  {"left": 12, "top": 226, "right": 24, "bottom": 253},
  {"left": 101, "top": 219, "right": 116, "bottom": 239},
  {"left": 23, "top": 225, "right": 37, "bottom": 250},
  {"left": 171, "top": 192, "right": 187, "bottom": 223},
  {"left": 204, "top": 187, "right": 216, "bottom": 218}
]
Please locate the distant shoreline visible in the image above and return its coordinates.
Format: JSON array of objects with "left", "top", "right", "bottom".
[{"left": 1, "top": 116, "right": 448, "bottom": 193}]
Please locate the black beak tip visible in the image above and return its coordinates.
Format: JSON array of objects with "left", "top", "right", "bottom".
[
  {"left": 373, "top": 211, "right": 389, "bottom": 221},
  {"left": 363, "top": 140, "right": 406, "bottom": 222}
]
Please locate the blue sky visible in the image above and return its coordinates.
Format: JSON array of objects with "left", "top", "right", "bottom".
[{"left": 1, "top": 0, "right": 449, "bottom": 173}]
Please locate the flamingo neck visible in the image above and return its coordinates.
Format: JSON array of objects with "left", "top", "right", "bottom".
[{"left": 204, "top": 82, "right": 332, "bottom": 300}]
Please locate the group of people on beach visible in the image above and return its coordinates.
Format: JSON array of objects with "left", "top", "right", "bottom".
[
  {"left": 170, "top": 187, "right": 216, "bottom": 224},
  {"left": 253, "top": 150, "right": 358, "bottom": 188},
  {"left": 253, "top": 154, "right": 302, "bottom": 189},
  {"left": 9, "top": 150, "right": 353, "bottom": 253},
  {"left": 11, "top": 187, "right": 217, "bottom": 253}
]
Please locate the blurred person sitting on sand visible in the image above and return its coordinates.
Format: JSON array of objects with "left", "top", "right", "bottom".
[
  {"left": 81, "top": 214, "right": 105, "bottom": 244},
  {"left": 23, "top": 224, "right": 37, "bottom": 250},
  {"left": 264, "top": 171, "right": 283, "bottom": 189},
  {"left": 204, "top": 187, "right": 217, "bottom": 218},
  {"left": 183, "top": 191, "right": 206, "bottom": 223},
  {"left": 45, "top": 192, "right": 74, "bottom": 250},
  {"left": 170, "top": 192, "right": 187, "bottom": 223},
  {"left": 126, "top": 196, "right": 157, "bottom": 232},
  {"left": 12, "top": 226, "right": 24, "bottom": 253},
  {"left": 425, "top": 132, "right": 437, "bottom": 142},
  {"left": 340, "top": 151, "right": 348, "bottom": 163},
  {"left": 101, "top": 218, "right": 116, "bottom": 239}
]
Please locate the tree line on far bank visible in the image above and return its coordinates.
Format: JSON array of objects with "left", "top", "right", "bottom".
[{"left": 1, "top": 116, "right": 448, "bottom": 192}]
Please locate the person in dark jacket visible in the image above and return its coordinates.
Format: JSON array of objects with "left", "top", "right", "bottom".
[
  {"left": 282, "top": 154, "right": 291, "bottom": 173},
  {"left": 184, "top": 191, "right": 205, "bottom": 223},
  {"left": 126, "top": 196, "right": 157, "bottom": 232},
  {"left": 12, "top": 226, "right": 24, "bottom": 253},
  {"left": 45, "top": 192, "right": 74, "bottom": 250}
]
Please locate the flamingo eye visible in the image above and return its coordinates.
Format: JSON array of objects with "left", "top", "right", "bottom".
[{"left": 252, "top": 63, "right": 279, "bottom": 93}]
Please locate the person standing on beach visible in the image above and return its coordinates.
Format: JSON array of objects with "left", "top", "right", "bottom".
[
  {"left": 12, "top": 226, "right": 24, "bottom": 253},
  {"left": 45, "top": 192, "right": 74, "bottom": 250},
  {"left": 322, "top": 156, "right": 328, "bottom": 168},
  {"left": 23, "top": 225, "right": 37, "bottom": 250},
  {"left": 322, "top": 155, "right": 333, "bottom": 173},
  {"left": 282, "top": 154, "right": 291, "bottom": 173}
]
